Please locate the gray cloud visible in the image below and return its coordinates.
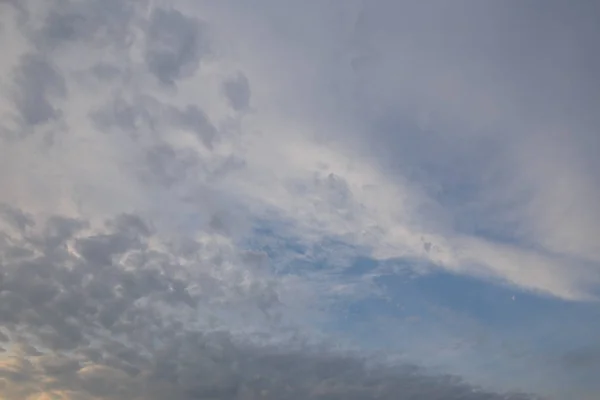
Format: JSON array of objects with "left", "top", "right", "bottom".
[
  {"left": 172, "top": 104, "right": 217, "bottom": 148},
  {"left": 223, "top": 72, "right": 251, "bottom": 111},
  {"left": 0, "top": 208, "right": 277, "bottom": 339},
  {"left": 145, "top": 8, "right": 209, "bottom": 85},
  {"left": 37, "top": 216, "right": 88, "bottom": 250},
  {"left": 32, "top": 0, "right": 137, "bottom": 51},
  {"left": 37, "top": 10, "right": 89, "bottom": 48},
  {"left": 90, "top": 94, "right": 164, "bottom": 137},
  {"left": 145, "top": 338, "right": 541, "bottom": 400},
  {"left": 90, "top": 62, "right": 121, "bottom": 82},
  {"left": 143, "top": 143, "right": 194, "bottom": 188},
  {"left": 91, "top": 94, "right": 217, "bottom": 148},
  {"left": 89, "top": 93, "right": 223, "bottom": 198},
  {"left": 0, "top": 203, "right": 34, "bottom": 232},
  {"left": 561, "top": 346, "right": 600, "bottom": 369},
  {"left": 338, "top": 0, "right": 600, "bottom": 254},
  {"left": 12, "top": 53, "right": 66, "bottom": 127}
]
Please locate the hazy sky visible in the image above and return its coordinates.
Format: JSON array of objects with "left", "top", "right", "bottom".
[{"left": 1, "top": 1, "right": 599, "bottom": 399}]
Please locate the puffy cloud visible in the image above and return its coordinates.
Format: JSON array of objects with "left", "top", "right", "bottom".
[
  {"left": 223, "top": 72, "right": 251, "bottom": 111},
  {"left": 144, "top": 7, "right": 209, "bottom": 86}
]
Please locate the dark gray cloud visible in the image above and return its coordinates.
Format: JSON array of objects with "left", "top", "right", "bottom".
[
  {"left": 223, "top": 72, "right": 251, "bottom": 111},
  {"left": 0, "top": 203, "right": 34, "bottom": 232},
  {"left": 0, "top": 208, "right": 542, "bottom": 399},
  {"left": 37, "top": 215, "right": 88, "bottom": 250},
  {"left": 143, "top": 337, "right": 541, "bottom": 400},
  {"left": 37, "top": 10, "right": 89, "bottom": 48},
  {"left": 143, "top": 143, "right": 196, "bottom": 188},
  {"left": 145, "top": 8, "right": 209, "bottom": 85},
  {"left": 561, "top": 346, "right": 600, "bottom": 369},
  {"left": 172, "top": 104, "right": 217, "bottom": 148},
  {"left": 12, "top": 53, "right": 66, "bottom": 126},
  {"left": 39, "top": 355, "right": 82, "bottom": 377},
  {"left": 32, "top": 0, "right": 137, "bottom": 51}
]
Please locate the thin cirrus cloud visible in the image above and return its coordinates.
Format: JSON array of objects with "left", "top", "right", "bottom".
[{"left": 0, "top": 0, "right": 599, "bottom": 399}]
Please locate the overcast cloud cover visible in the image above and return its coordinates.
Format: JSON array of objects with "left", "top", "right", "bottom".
[{"left": 0, "top": 0, "right": 599, "bottom": 399}]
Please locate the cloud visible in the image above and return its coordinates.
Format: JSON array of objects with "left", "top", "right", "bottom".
[
  {"left": 144, "top": 7, "right": 209, "bottom": 85},
  {"left": 12, "top": 53, "right": 66, "bottom": 127},
  {"left": 193, "top": 0, "right": 600, "bottom": 300},
  {"left": 561, "top": 346, "right": 600, "bottom": 369},
  {"left": 0, "top": 208, "right": 542, "bottom": 400},
  {"left": 0, "top": 341, "right": 542, "bottom": 400},
  {"left": 223, "top": 72, "right": 251, "bottom": 111},
  {"left": 0, "top": 0, "right": 599, "bottom": 398}
]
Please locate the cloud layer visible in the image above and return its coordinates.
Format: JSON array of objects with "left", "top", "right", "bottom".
[
  {"left": 1, "top": 0, "right": 599, "bottom": 399},
  {"left": 0, "top": 209, "right": 541, "bottom": 400}
]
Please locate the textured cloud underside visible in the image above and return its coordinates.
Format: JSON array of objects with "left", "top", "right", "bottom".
[{"left": 0, "top": 209, "right": 539, "bottom": 400}]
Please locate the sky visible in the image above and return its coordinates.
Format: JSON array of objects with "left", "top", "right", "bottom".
[{"left": 0, "top": 0, "right": 599, "bottom": 399}]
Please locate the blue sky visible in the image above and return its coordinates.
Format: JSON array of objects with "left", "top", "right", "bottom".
[
  {"left": 246, "top": 226, "right": 600, "bottom": 397},
  {"left": 0, "top": 1, "right": 599, "bottom": 399}
]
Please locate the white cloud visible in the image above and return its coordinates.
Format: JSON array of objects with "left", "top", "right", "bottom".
[{"left": 179, "top": 0, "right": 600, "bottom": 300}]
